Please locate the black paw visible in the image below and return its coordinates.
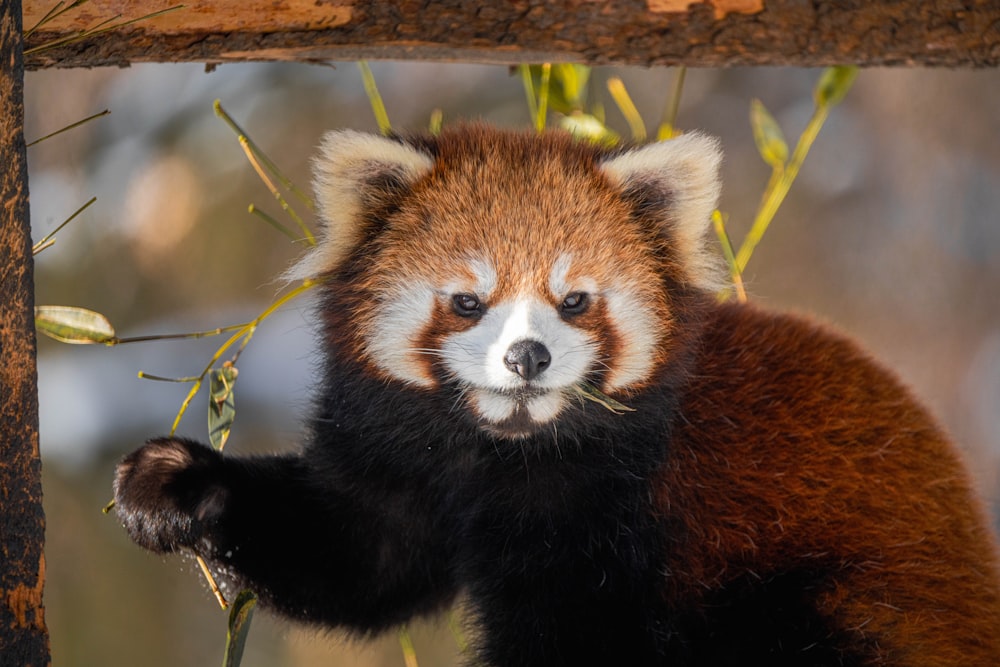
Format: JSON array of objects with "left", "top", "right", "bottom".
[{"left": 113, "top": 437, "right": 227, "bottom": 554}]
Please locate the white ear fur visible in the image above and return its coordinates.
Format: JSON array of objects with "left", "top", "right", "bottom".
[
  {"left": 285, "top": 130, "right": 434, "bottom": 280},
  {"left": 600, "top": 132, "right": 723, "bottom": 290}
]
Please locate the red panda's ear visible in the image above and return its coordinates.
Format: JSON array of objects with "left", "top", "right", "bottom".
[
  {"left": 600, "top": 132, "right": 723, "bottom": 290},
  {"left": 285, "top": 131, "right": 434, "bottom": 280}
]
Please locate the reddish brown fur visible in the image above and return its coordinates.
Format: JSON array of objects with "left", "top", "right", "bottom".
[
  {"left": 317, "top": 132, "right": 1000, "bottom": 661},
  {"left": 657, "top": 302, "right": 1000, "bottom": 664},
  {"left": 314, "top": 126, "right": 1000, "bottom": 661},
  {"left": 338, "top": 126, "right": 679, "bottom": 390}
]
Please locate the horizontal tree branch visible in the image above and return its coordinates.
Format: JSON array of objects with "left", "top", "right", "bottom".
[{"left": 23, "top": 0, "right": 1000, "bottom": 70}]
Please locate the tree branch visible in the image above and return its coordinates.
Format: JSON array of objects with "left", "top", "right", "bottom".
[{"left": 23, "top": 0, "right": 1000, "bottom": 70}]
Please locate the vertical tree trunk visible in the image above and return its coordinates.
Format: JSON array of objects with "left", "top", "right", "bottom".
[{"left": 0, "top": 0, "right": 50, "bottom": 663}]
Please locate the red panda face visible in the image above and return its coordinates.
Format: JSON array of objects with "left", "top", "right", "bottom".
[{"left": 291, "top": 126, "right": 722, "bottom": 438}]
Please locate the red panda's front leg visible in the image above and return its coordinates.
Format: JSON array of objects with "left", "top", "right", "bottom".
[{"left": 112, "top": 437, "right": 458, "bottom": 631}]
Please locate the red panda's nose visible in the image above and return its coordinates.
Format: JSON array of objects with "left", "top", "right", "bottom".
[{"left": 504, "top": 340, "right": 551, "bottom": 381}]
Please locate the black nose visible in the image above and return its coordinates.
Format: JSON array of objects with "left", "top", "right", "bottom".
[{"left": 504, "top": 340, "right": 551, "bottom": 381}]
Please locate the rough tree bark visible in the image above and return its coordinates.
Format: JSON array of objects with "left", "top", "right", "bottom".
[
  {"left": 22, "top": 0, "right": 1000, "bottom": 70},
  {"left": 0, "top": 0, "right": 49, "bottom": 664}
]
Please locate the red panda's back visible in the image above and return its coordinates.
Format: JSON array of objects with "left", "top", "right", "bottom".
[{"left": 658, "top": 301, "right": 1000, "bottom": 664}]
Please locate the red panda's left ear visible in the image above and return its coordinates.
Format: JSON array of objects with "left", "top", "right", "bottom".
[
  {"left": 600, "top": 133, "right": 723, "bottom": 289},
  {"left": 285, "top": 131, "right": 434, "bottom": 281}
]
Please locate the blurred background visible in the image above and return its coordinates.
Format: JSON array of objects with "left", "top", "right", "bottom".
[{"left": 24, "top": 62, "right": 1000, "bottom": 666}]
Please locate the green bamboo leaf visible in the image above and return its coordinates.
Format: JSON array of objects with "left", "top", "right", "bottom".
[
  {"left": 208, "top": 363, "right": 238, "bottom": 450},
  {"left": 429, "top": 108, "right": 443, "bottom": 135},
  {"left": 607, "top": 77, "right": 646, "bottom": 142},
  {"left": 222, "top": 590, "right": 257, "bottom": 667},
  {"left": 522, "top": 64, "right": 570, "bottom": 121},
  {"left": 24, "top": 4, "right": 184, "bottom": 56},
  {"left": 32, "top": 196, "right": 97, "bottom": 255},
  {"left": 552, "top": 63, "right": 590, "bottom": 110},
  {"left": 711, "top": 210, "right": 747, "bottom": 303},
  {"left": 519, "top": 65, "right": 539, "bottom": 124},
  {"left": 749, "top": 99, "right": 788, "bottom": 169},
  {"left": 214, "top": 100, "right": 315, "bottom": 212},
  {"left": 398, "top": 626, "right": 420, "bottom": 667},
  {"left": 558, "top": 113, "right": 619, "bottom": 146},
  {"left": 24, "top": 0, "right": 88, "bottom": 39},
  {"left": 536, "top": 63, "right": 552, "bottom": 133},
  {"left": 138, "top": 372, "right": 201, "bottom": 383},
  {"left": 238, "top": 137, "right": 315, "bottom": 246},
  {"left": 572, "top": 382, "right": 635, "bottom": 414},
  {"left": 814, "top": 66, "right": 859, "bottom": 108},
  {"left": 247, "top": 204, "right": 301, "bottom": 243},
  {"left": 736, "top": 68, "right": 851, "bottom": 274},
  {"left": 35, "top": 305, "right": 115, "bottom": 344},
  {"left": 656, "top": 66, "right": 687, "bottom": 141},
  {"left": 26, "top": 109, "right": 109, "bottom": 148},
  {"left": 357, "top": 61, "right": 392, "bottom": 135}
]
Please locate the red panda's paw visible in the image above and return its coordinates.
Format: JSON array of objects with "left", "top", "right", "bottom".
[{"left": 112, "top": 437, "right": 228, "bottom": 555}]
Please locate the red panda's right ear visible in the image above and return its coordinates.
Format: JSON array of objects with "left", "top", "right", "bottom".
[
  {"left": 600, "top": 132, "right": 723, "bottom": 290},
  {"left": 285, "top": 131, "right": 434, "bottom": 281}
]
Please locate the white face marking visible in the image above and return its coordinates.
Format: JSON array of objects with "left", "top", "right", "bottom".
[
  {"left": 469, "top": 258, "right": 497, "bottom": 297},
  {"left": 603, "top": 285, "right": 660, "bottom": 390},
  {"left": 548, "top": 253, "right": 597, "bottom": 300},
  {"left": 363, "top": 254, "right": 662, "bottom": 430},
  {"left": 442, "top": 295, "right": 595, "bottom": 426},
  {"left": 526, "top": 391, "right": 566, "bottom": 423},
  {"left": 367, "top": 280, "right": 437, "bottom": 387},
  {"left": 471, "top": 389, "right": 517, "bottom": 423},
  {"left": 548, "top": 253, "right": 573, "bottom": 297},
  {"left": 444, "top": 298, "right": 594, "bottom": 392}
]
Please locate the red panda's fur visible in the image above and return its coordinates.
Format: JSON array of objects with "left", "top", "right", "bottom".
[
  {"left": 662, "top": 302, "right": 1000, "bottom": 663},
  {"left": 113, "top": 124, "right": 1000, "bottom": 666}
]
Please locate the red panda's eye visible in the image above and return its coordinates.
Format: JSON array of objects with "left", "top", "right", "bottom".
[
  {"left": 452, "top": 294, "right": 483, "bottom": 317},
  {"left": 560, "top": 292, "right": 589, "bottom": 315}
]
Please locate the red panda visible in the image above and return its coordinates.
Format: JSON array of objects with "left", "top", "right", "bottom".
[{"left": 113, "top": 124, "right": 1000, "bottom": 666}]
